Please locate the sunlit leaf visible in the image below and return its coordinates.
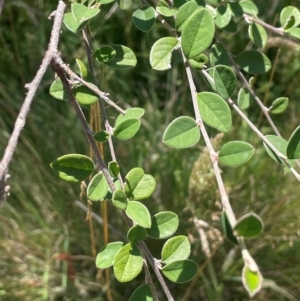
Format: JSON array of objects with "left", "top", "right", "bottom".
[
  {"left": 239, "top": 0, "right": 258, "bottom": 15},
  {"left": 132, "top": 7, "right": 156, "bottom": 32},
  {"left": 287, "top": 126, "right": 300, "bottom": 159},
  {"left": 156, "top": 0, "right": 177, "bottom": 17},
  {"left": 237, "top": 87, "right": 251, "bottom": 110},
  {"left": 113, "top": 118, "right": 141, "bottom": 140},
  {"left": 72, "top": 3, "right": 100, "bottom": 23},
  {"left": 115, "top": 107, "right": 145, "bottom": 127},
  {"left": 63, "top": 12, "right": 88, "bottom": 33},
  {"left": 269, "top": 97, "right": 289, "bottom": 114},
  {"left": 129, "top": 284, "right": 153, "bottom": 301},
  {"left": 127, "top": 225, "right": 148, "bottom": 245},
  {"left": 49, "top": 78, "right": 69, "bottom": 100},
  {"left": 242, "top": 265, "right": 263, "bottom": 297},
  {"left": 74, "top": 85, "right": 98, "bottom": 105},
  {"left": 87, "top": 172, "right": 109, "bottom": 201},
  {"left": 214, "top": 5, "right": 232, "bottom": 28},
  {"left": 213, "top": 65, "right": 236, "bottom": 99},
  {"left": 112, "top": 188, "right": 127, "bottom": 210},
  {"left": 280, "top": 6, "right": 300, "bottom": 29},
  {"left": 234, "top": 212, "right": 264, "bottom": 238},
  {"left": 96, "top": 242, "right": 124, "bottom": 269},
  {"left": 263, "top": 135, "right": 289, "bottom": 164}
]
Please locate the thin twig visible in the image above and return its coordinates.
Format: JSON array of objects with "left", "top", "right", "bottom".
[{"left": 0, "top": 0, "right": 66, "bottom": 204}]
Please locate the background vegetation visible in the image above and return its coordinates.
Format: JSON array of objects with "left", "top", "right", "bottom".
[{"left": 1, "top": 0, "right": 300, "bottom": 300}]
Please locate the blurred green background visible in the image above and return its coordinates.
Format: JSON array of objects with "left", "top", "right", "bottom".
[{"left": 1, "top": 0, "right": 300, "bottom": 300}]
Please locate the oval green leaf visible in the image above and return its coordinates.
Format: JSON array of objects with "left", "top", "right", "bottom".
[
  {"left": 242, "top": 265, "right": 263, "bottom": 297},
  {"left": 239, "top": 0, "right": 258, "bottom": 15},
  {"left": 112, "top": 188, "right": 127, "bottom": 210},
  {"left": 150, "top": 37, "right": 179, "bottom": 71},
  {"left": 287, "top": 125, "right": 300, "bottom": 159},
  {"left": 115, "top": 107, "right": 145, "bottom": 127},
  {"left": 161, "top": 235, "right": 191, "bottom": 264},
  {"left": 237, "top": 87, "right": 251, "bottom": 110},
  {"left": 286, "top": 27, "right": 300, "bottom": 39},
  {"left": 215, "top": 5, "right": 232, "bottom": 28},
  {"left": 236, "top": 51, "right": 271, "bottom": 74},
  {"left": 129, "top": 284, "right": 153, "bottom": 301},
  {"left": 163, "top": 116, "right": 200, "bottom": 148},
  {"left": 114, "top": 244, "right": 143, "bottom": 282},
  {"left": 182, "top": 8, "right": 215, "bottom": 59},
  {"left": 113, "top": 118, "right": 141, "bottom": 140},
  {"left": 269, "top": 97, "right": 289, "bottom": 114},
  {"left": 50, "top": 154, "right": 94, "bottom": 182},
  {"left": 94, "top": 46, "right": 116, "bottom": 63},
  {"left": 127, "top": 225, "right": 148, "bottom": 245},
  {"left": 108, "top": 161, "right": 120, "bottom": 178},
  {"left": 221, "top": 210, "right": 238, "bottom": 245},
  {"left": 96, "top": 241, "right": 124, "bottom": 269},
  {"left": 63, "top": 12, "right": 88, "bottom": 33},
  {"left": 87, "top": 172, "right": 109, "bottom": 201},
  {"left": 133, "top": 7, "right": 156, "bottom": 32},
  {"left": 175, "top": 1, "right": 201, "bottom": 32},
  {"left": 156, "top": 0, "right": 177, "bottom": 17},
  {"left": 126, "top": 201, "right": 151, "bottom": 228},
  {"left": 219, "top": 141, "right": 255, "bottom": 167},
  {"left": 197, "top": 92, "right": 232, "bottom": 132},
  {"left": 280, "top": 6, "right": 300, "bottom": 29},
  {"left": 94, "top": 130, "right": 109, "bottom": 142},
  {"left": 74, "top": 85, "right": 98, "bottom": 105},
  {"left": 263, "top": 135, "right": 288, "bottom": 164},
  {"left": 146, "top": 211, "right": 179, "bottom": 239},
  {"left": 234, "top": 212, "right": 264, "bottom": 238},
  {"left": 161, "top": 259, "right": 198, "bottom": 283},
  {"left": 72, "top": 3, "right": 100, "bottom": 23},
  {"left": 210, "top": 43, "right": 231, "bottom": 67},
  {"left": 189, "top": 54, "right": 209, "bottom": 71},
  {"left": 228, "top": 1, "right": 243, "bottom": 18},
  {"left": 249, "top": 23, "right": 267, "bottom": 48},
  {"left": 49, "top": 78, "right": 69, "bottom": 100},
  {"left": 124, "top": 167, "right": 156, "bottom": 201},
  {"left": 213, "top": 65, "right": 236, "bottom": 99}
]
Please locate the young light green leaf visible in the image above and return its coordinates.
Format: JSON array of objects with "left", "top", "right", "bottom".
[
  {"left": 94, "top": 46, "right": 116, "bottom": 63},
  {"left": 96, "top": 242, "right": 124, "bottom": 269},
  {"left": 72, "top": 3, "right": 100, "bottom": 23},
  {"left": 214, "top": 5, "right": 232, "bottom": 28},
  {"left": 181, "top": 8, "right": 215, "bottom": 59},
  {"left": 163, "top": 116, "right": 200, "bottom": 148},
  {"left": 76, "top": 59, "right": 93, "bottom": 81},
  {"left": 50, "top": 154, "right": 94, "bottom": 182},
  {"left": 263, "top": 135, "right": 288, "bottom": 164},
  {"left": 94, "top": 130, "right": 109, "bottom": 142},
  {"left": 234, "top": 212, "right": 264, "bottom": 238},
  {"left": 238, "top": 87, "right": 251, "bottom": 110},
  {"left": 239, "top": 0, "right": 258, "bottom": 15},
  {"left": 74, "top": 85, "right": 98, "bottom": 105},
  {"left": 236, "top": 51, "right": 271, "bottom": 74},
  {"left": 129, "top": 284, "right": 153, "bottom": 301},
  {"left": 63, "top": 12, "right": 88, "bottom": 33},
  {"left": 132, "top": 7, "right": 156, "bottom": 32},
  {"left": 213, "top": 65, "right": 236, "bottom": 99},
  {"left": 269, "top": 97, "right": 289, "bottom": 114},
  {"left": 114, "top": 244, "right": 143, "bottom": 282},
  {"left": 219, "top": 141, "right": 255, "bottom": 167},
  {"left": 175, "top": 1, "right": 201, "bottom": 32},
  {"left": 126, "top": 201, "right": 151, "bottom": 228},
  {"left": 161, "top": 235, "right": 191, "bottom": 264},
  {"left": 146, "top": 211, "right": 179, "bottom": 239},
  {"left": 280, "top": 6, "right": 300, "bottom": 29},
  {"left": 117, "top": 0, "right": 132, "bottom": 10},
  {"left": 113, "top": 118, "right": 141, "bottom": 140},
  {"left": 228, "top": 1, "right": 243, "bottom": 18},
  {"left": 221, "top": 210, "right": 238, "bottom": 245},
  {"left": 124, "top": 168, "right": 156, "bottom": 201},
  {"left": 112, "top": 188, "right": 127, "bottom": 210},
  {"left": 87, "top": 172, "right": 109, "bottom": 201},
  {"left": 287, "top": 126, "right": 300, "bottom": 159},
  {"left": 108, "top": 161, "right": 120, "bottom": 178},
  {"left": 249, "top": 23, "right": 267, "bottom": 48},
  {"left": 242, "top": 265, "right": 263, "bottom": 297},
  {"left": 103, "top": 44, "right": 137, "bottom": 69},
  {"left": 197, "top": 92, "right": 232, "bottom": 132},
  {"left": 115, "top": 107, "right": 145, "bottom": 127},
  {"left": 49, "top": 78, "right": 69, "bottom": 100},
  {"left": 156, "top": 0, "right": 177, "bottom": 17},
  {"left": 189, "top": 54, "right": 209, "bottom": 71},
  {"left": 286, "top": 27, "right": 300, "bottom": 39},
  {"left": 127, "top": 225, "right": 148, "bottom": 245},
  {"left": 161, "top": 259, "right": 197, "bottom": 283},
  {"left": 149, "top": 37, "right": 179, "bottom": 71},
  {"left": 210, "top": 43, "right": 231, "bottom": 67}
]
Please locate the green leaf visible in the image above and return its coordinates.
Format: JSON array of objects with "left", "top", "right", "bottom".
[
  {"left": 50, "top": 154, "right": 94, "bottom": 182},
  {"left": 263, "top": 135, "right": 288, "bottom": 164},
  {"left": 149, "top": 37, "right": 179, "bottom": 71},
  {"left": 126, "top": 201, "right": 151, "bottom": 228},
  {"left": 280, "top": 6, "right": 300, "bottom": 29},
  {"left": 175, "top": 1, "right": 202, "bottom": 32},
  {"left": 221, "top": 210, "right": 238, "bottom": 245},
  {"left": 197, "top": 92, "right": 232, "bottom": 132},
  {"left": 94, "top": 130, "right": 109, "bottom": 142},
  {"left": 161, "top": 259, "right": 197, "bottom": 283},
  {"left": 269, "top": 97, "right": 289, "bottom": 114},
  {"left": 156, "top": 0, "right": 177, "bottom": 17},
  {"left": 163, "top": 116, "right": 200, "bottom": 148},
  {"left": 236, "top": 51, "right": 271, "bottom": 74},
  {"left": 242, "top": 265, "right": 263, "bottom": 297},
  {"left": 237, "top": 87, "right": 251, "bottom": 110},
  {"left": 189, "top": 54, "right": 209, "bottom": 71},
  {"left": 49, "top": 78, "right": 69, "bottom": 100},
  {"left": 112, "top": 188, "right": 127, "bottom": 210},
  {"left": 239, "top": 0, "right": 258, "bottom": 15},
  {"left": 234, "top": 212, "right": 264, "bottom": 238},
  {"left": 129, "top": 284, "right": 153, "bottom": 301},
  {"left": 94, "top": 46, "right": 116, "bottom": 63},
  {"left": 96, "top": 242, "right": 124, "bottom": 269},
  {"left": 214, "top": 5, "right": 232, "bottom": 28},
  {"left": 63, "top": 12, "right": 88, "bottom": 33},
  {"left": 114, "top": 244, "right": 143, "bottom": 282},
  {"left": 132, "top": 7, "right": 156, "bottom": 32},
  {"left": 117, "top": 0, "right": 132, "bottom": 10},
  {"left": 127, "top": 225, "right": 148, "bottom": 245},
  {"left": 103, "top": 44, "right": 137, "bottom": 69},
  {"left": 108, "top": 161, "right": 120, "bottom": 178},
  {"left": 287, "top": 126, "right": 300, "bottom": 159},
  {"left": 222, "top": 19, "right": 237, "bottom": 33},
  {"left": 161, "top": 236, "right": 191, "bottom": 264},
  {"left": 228, "top": 1, "right": 243, "bottom": 18},
  {"left": 146, "top": 211, "right": 179, "bottom": 239},
  {"left": 115, "top": 107, "right": 145, "bottom": 127},
  {"left": 76, "top": 59, "right": 93, "bottom": 81},
  {"left": 210, "top": 43, "right": 231, "bottom": 67},
  {"left": 98, "top": 0, "right": 115, "bottom": 4},
  {"left": 213, "top": 65, "right": 236, "bottom": 99},
  {"left": 181, "top": 8, "right": 215, "bottom": 59},
  {"left": 249, "top": 23, "right": 267, "bottom": 48},
  {"left": 113, "top": 118, "right": 141, "bottom": 140},
  {"left": 219, "top": 141, "right": 255, "bottom": 167},
  {"left": 74, "top": 85, "right": 98, "bottom": 105},
  {"left": 87, "top": 172, "right": 109, "bottom": 201},
  {"left": 286, "top": 27, "right": 300, "bottom": 39},
  {"left": 72, "top": 3, "right": 100, "bottom": 23},
  {"left": 124, "top": 168, "right": 156, "bottom": 201}
]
